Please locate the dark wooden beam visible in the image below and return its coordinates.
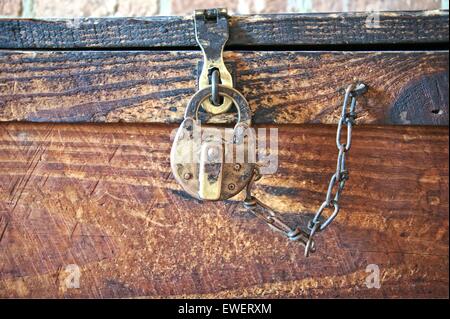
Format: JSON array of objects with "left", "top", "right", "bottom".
[
  {"left": 0, "top": 10, "right": 448, "bottom": 49},
  {"left": 0, "top": 123, "right": 448, "bottom": 298},
  {"left": 0, "top": 50, "right": 448, "bottom": 125}
]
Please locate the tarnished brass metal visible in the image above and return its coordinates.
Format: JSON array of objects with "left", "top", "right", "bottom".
[
  {"left": 171, "top": 85, "right": 254, "bottom": 200},
  {"left": 194, "top": 8, "right": 234, "bottom": 114},
  {"left": 199, "top": 142, "right": 224, "bottom": 200},
  {"left": 171, "top": 7, "right": 369, "bottom": 256}
]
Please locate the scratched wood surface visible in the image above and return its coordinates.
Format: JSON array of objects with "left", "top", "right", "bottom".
[
  {"left": 0, "top": 123, "right": 447, "bottom": 298},
  {"left": 0, "top": 51, "right": 448, "bottom": 125},
  {"left": 0, "top": 10, "right": 448, "bottom": 49}
]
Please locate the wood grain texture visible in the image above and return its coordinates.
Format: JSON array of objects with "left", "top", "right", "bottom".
[
  {"left": 0, "top": 10, "right": 448, "bottom": 49},
  {"left": 0, "top": 123, "right": 448, "bottom": 298},
  {"left": 0, "top": 50, "right": 448, "bottom": 125}
]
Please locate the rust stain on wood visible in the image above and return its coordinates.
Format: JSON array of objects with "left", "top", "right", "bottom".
[{"left": 0, "top": 123, "right": 447, "bottom": 298}]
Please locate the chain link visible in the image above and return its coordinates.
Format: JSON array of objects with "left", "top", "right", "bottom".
[
  {"left": 243, "top": 82, "right": 367, "bottom": 257},
  {"left": 243, "top": 167, "right": 316, "bottom": 256}
]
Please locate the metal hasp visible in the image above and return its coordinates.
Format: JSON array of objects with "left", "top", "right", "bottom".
[{"left": 194, "top": 8, "right": 234, "bottom": 114}]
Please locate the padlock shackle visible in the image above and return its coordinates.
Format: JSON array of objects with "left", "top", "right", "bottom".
[{"left": 184, "top": 85, "right": 252, "bottom": 126}]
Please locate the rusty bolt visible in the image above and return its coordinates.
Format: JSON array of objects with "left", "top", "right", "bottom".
[
  {"left": 234, "top": 163, "right": 241, "bottom": 171},
  {"left": 228, "top": 183, "right": 235, "bottom": 190}
]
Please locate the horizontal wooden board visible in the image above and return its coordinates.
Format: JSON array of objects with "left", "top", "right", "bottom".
[
  {"left": 0, "top": 11, "right": 448, "bottom": 49},
  {"left": 0, "top": 50, "right": 448, "bottom": 125},
  {"left": 0, "top": 123, "right": 448, "bottom": 298}
]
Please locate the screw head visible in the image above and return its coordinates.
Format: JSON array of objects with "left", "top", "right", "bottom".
[
  {"left": 228, "top": 183, "right": 235, "bottom": 191},
  {"left": 207, "top": 146, "right": 219, "bottom": 160},
  {"left": 234, "top": 163, "right": 241, "bottom": 171},
  {"left": 183, "top": 173, "right": 192, "bottom": 180}
]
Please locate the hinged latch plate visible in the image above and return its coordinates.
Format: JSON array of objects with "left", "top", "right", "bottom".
[{"left": 194, "top": 8, "right": 234, "bottom": 115}]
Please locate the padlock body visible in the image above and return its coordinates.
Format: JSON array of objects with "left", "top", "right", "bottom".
[{"left": 171, "top": 119, "right": 255, "bottom": 200}]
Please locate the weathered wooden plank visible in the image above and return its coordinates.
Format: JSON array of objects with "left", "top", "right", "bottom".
[
  {"left": 0, "top": 123, "right": 447, "bottom": 298},
  {"left": 0, "top": 50, "right": 448, "bottom": 125},
  {"left": 0, "top": 10, "right": 448, "bottom": 49}
]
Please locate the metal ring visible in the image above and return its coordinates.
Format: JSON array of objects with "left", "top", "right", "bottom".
[
  {"left": 325, "top": 173, "right": 338, "bottom": 205},
  {"left": 334, "top": 179, "right": 346, "bottom": 202},
  {"left": 336, "top": 145, "right": 345, "bottom": 180},
  {"left": 304, "top": 222, "right": 319, "bottom": 257},
  {"left": 184, "top": 85, "right": 252, "bottom": 126},
  {"left": 312, "top": 199, "right": 340, "bottom": 231},
  {"left": 319, "top": 201, "right": 340, "bottom": 231},
  {"left": 336, "top": 84, "right": 355, "bottom": 149}
]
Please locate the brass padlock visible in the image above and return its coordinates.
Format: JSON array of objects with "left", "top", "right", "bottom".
[
  {"left": 170, "top": 8, "right": 368, "bottom": 256},
  {"left": 171, "top": 85, "right": 255, "bottom": 200}
]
